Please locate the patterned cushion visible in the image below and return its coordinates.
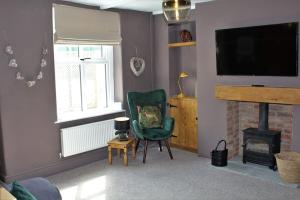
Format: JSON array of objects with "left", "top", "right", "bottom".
[{"left": 137, "top": 105, "right": 162, "bottom": 128}]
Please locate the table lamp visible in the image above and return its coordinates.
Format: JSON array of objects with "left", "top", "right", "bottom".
[
  {"left": 177, "top": 71, "right": 189, "bottom": 98},
  {"left": 114, "top": 117, "right": 130, "bottom": 141}
]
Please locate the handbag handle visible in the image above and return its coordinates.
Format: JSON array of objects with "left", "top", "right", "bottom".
[{"left": 215, "top": 140, "right": 227, "bottom": 150}]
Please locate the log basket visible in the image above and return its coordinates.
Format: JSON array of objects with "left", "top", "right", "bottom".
[{"left": 275, "top": 151, "right": 300, "bottom": 184}]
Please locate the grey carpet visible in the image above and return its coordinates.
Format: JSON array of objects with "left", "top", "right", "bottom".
[{"left": 47, "top": 148, "right": 300, "bottom": 200}]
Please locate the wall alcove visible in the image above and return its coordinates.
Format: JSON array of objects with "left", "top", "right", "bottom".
[{"left": 168, "top": 21, "right": 197, "bottom": 97}]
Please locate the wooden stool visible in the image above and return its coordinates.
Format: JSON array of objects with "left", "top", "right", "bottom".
[{"left": 108, "top": 137, "right": 136, "bottom": 166}]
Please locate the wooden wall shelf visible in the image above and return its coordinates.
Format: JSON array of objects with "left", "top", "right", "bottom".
[
  {"left": 215, "top": 85, "right": 300, "bottom": 105},
  {"left": 168, "top": 41, "right": 196, "bottom": 48}
]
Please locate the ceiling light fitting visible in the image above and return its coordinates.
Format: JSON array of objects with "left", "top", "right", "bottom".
[{"left": 162, "top": 0, "right": 191, "bottom": 23}]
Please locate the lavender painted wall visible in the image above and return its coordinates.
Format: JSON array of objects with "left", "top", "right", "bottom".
[
  {"left": 196, "top": 0, "right": 300, "bottom": 157},
  {"left": 118, "top": 10, "right": 154, "bottom": 112},
  {"left": 169, "top": 12, "right": 197, "bottom": 97},
  {"left": 0, "top": 0, "right": 153, "bottom": 182},
  {"left": 177, "top": 41, "right": 197, "bottom": 96},
  {"left": 153, "top": 15, "right": 170, "bottom": 96}
]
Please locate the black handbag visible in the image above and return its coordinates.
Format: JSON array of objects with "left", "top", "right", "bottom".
[{"left": 211, "top": 140, "right": 228, "bottom": 167}]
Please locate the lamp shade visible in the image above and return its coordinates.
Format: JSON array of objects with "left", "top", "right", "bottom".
[
  {"left": 114, "top": 117, "right": 130, "bottom": 131},
  {"left": 162, "top": 0, "right": 191, "bottom": 23}
]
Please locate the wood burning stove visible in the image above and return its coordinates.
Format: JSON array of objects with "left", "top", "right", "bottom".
[
  {"left": 242, "top": 103, "right": 281, "bottom": 170},
  {"left": 243, "top": 128, "right": 281, "bottom": 170}
]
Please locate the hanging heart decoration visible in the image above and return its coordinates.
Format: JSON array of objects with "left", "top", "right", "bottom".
[
  {"left": 4, "top": 44, "right": 48, "bottom": 87},
  {"left": 130, "top": 57, "right": 145, "bottom": 77}
]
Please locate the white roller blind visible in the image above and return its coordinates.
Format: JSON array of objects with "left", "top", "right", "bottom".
[{"left": 53, "top": 4, "right": 122, "bottom": 44}]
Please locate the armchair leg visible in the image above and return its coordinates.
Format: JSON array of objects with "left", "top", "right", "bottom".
[
  {"left": 164, "top": 140, "right": 173, "bottom": 160},
  {"left": 143, "top": 140, "right": 148, "bottom": 164},
  {"left": 158, "top": 140, "right": 162, "bottom": 152},
  {"left": 135, "top": 139, "right": 140, "bottom": 153}
]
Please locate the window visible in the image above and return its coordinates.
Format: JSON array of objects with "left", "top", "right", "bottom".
[{"left": 54, "top": 44, "right": 120, "bottom": 121}]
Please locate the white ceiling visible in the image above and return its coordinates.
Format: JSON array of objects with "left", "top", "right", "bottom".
[{"left": 62, "top": 0, "right": 213, "bottom": 14}]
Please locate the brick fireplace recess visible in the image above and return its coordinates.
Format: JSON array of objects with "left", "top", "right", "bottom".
[
  {"left": 242, "top": 103, "right": 281, "bottom": 170},
  {"left": 216, "top": 85, "right": 299, "bottom": 168},
  {"left": 227, "top": 102, "right": 293, "bottom": 166}
]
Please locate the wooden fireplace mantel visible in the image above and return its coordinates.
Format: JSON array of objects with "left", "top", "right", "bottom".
[{"left": 215, "top": 85, "right": 300, "bottom": 105}]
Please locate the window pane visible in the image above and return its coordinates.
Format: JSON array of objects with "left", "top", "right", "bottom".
[
  {"left": 54, "top": 45, "right": 79, "bottom": 61},
  {"left": 55, "top": 63, "right": 82, "bottom": 115},
  {"left": 82, "top": 63, "right": 107, "bottom": 110},
  {"left": 54, "top": 44, "right": 115, "bottom": 120},
  {"left": 79, "top": 45, "right": 102, "bottom": 60}
]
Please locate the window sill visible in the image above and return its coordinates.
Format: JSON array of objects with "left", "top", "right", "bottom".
[{"left": 55, "top": 108, "right": 125, "bottom": 124}]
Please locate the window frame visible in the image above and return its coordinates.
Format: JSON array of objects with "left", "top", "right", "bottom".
[{"left": 53, "top": 44, "right": 120, "bottom": 122}]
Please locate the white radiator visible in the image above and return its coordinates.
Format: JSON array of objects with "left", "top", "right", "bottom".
[{"left": 60, "top": 119, "right": 115, "bottom": 157}]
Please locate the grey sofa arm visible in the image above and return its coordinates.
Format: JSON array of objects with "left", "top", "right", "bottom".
[{"left": 5, "top": 177, "right": 62, "bottom": 200}]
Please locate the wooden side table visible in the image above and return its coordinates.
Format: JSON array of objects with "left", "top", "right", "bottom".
[{"left": 107, "top": 137, "right": 136, "bottom": 166}]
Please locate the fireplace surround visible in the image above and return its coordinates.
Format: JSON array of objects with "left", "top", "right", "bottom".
[
  {"left": 226, "top": 102, "right": 292, "bottom": 159},
  {"left": 216, "top": 85, "right": 298, "bottom": 166}
]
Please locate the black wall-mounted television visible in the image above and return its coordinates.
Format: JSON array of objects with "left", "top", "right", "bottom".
[{"left": 216, "top": 22, "right": 298, "bottom": 76}]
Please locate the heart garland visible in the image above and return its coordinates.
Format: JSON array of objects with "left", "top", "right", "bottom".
[{"left": 4, "top": 44, "right": 48, "bottom": 87}]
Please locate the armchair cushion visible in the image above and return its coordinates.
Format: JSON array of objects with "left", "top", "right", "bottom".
[
  {"left": 138, "top": 105, "right": 162, "bottom": 128},
  {"left": 143, "top": 128, "right": 172, "bottom": 140}
]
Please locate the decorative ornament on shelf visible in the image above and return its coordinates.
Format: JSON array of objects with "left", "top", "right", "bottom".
[
  {"left": 130, "top": 47, "right": 145, "bottom": 77},
  {"left": 162, "top": 0, "right": 191, "bottom": 23},
  {"left": 177, "top": 71, "right": 189, "bottom": 98},
  {"left": 4, "top": 44, "right": 48, "bottom": 88},
  {"left": 180, "top": 29, "right": 192, "bottom": 42}
]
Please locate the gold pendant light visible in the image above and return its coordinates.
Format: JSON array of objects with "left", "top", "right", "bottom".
[{"left": 162, "top": 0, "right": 191, "bottom": 23}]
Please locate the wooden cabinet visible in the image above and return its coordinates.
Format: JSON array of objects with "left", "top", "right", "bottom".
[{"left": 169, "top": 97, "right": 198, "bottom": 152}]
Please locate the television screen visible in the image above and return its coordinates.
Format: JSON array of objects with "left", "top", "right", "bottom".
[{"left": 216, "top": 22, "right": 298, "bottom": 76}]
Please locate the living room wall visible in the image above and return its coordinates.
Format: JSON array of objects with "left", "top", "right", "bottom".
[
  {"left": 0, "top": 0, "right": 153, "bottom": 182},
  {"left": 196, "top": 0, "right": 300, "bottom": 157}
]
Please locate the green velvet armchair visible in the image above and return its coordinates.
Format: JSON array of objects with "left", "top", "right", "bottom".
[{"left": 127, "top": 89, "right": 174, "bottom": 163}]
